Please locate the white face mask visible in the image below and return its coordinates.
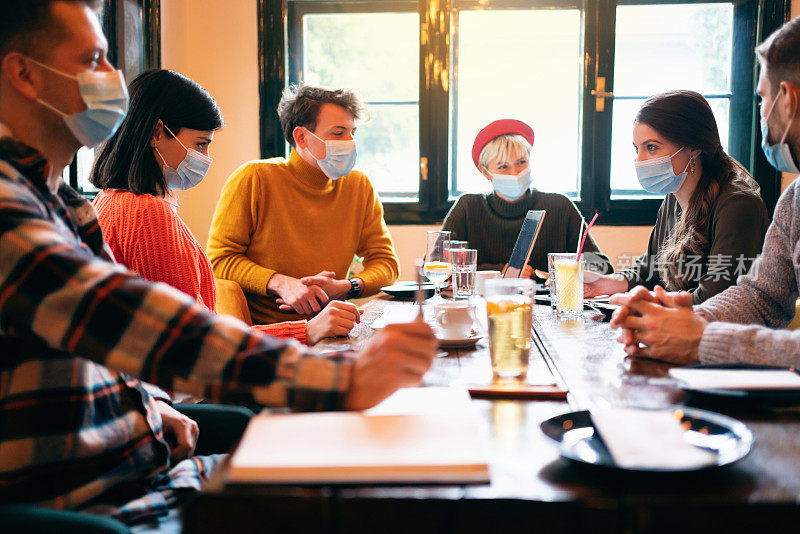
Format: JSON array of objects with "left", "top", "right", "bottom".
[
  {"left": 303, "top": 128, "right": 357, "bottom": 180},
  {"left": 634, "top": 147, "right": 689, "bottom": 195},
  {"left": 155, "top": 123, "right": 212, "bottom": 191},
  {"left": 491, "top": 167, "right": 532, "bottom": 200},
  {"left": 28, "top": 58, "right": 128, "bottom": 148}
]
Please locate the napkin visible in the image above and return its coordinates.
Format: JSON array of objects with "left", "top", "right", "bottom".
[
  {"left": 590, "top": 408, "right": 715, "bottom": 470},
  {"left": 669, "top": 368, "right": 800, "bottom": 390}
]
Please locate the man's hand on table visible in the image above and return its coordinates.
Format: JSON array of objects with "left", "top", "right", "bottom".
[
  {"left": 269, "top": 273, "right": 329, "bottom": 314},
  {"left": 300, "top": 271, "right": 354, "bottom": 300},
  {"left": 156, "top": 401, "right": 199, "bottom": 463},
  {"left": 609, "top": 285, "right": 706, "bottom": 364},
  {"left": 306, "top": 301, "right": 361, "bottom": 345},
  {"left": 344, "top": 320, "right": 438, "bottom": 410}
]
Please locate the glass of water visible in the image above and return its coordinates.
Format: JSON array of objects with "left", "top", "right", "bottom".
[{"left": 450, "top": 248, "right": 477, "bottom": 299}]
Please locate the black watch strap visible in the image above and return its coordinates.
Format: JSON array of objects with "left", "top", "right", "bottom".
[{"left": 347, "top": 278, "right": 361, "bottom": 299}]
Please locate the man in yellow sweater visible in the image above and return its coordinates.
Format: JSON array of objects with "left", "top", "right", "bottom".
[{"left": 207, "top": 85, "right": 400, "bottom": 324}]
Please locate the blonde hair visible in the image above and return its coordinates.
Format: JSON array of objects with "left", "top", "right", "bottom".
[{"left": 478, "top": 134, "right": 531, "bottom": 170}]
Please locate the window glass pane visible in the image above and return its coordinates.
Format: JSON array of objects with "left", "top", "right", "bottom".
[
  {"left": 355, "top": 104, "right": 419, "bottom": 195},
  {"left": 303, "top": 13, "right": 419, "bottom": 199},
  {"left": 610, "top": 3, "right": 734, "bottom": 197},
  {"left": 613, "top": 3, "right": 733, "bottom": 96},
  {"left": 77, "top": 147, "right": 98, "bottom": 193},
  {"left": 454, "top": 9, "right": 582, "bottom": 197}
]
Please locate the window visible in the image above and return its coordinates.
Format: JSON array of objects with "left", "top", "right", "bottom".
[
  {"left": 610, "top": 3, "right": 734, "bottom": 197},
  {"left": 452, "top": 8, "right": 582, "bottom": 197},
  {"left": 300, "top": 11, "right": 420, "bottom": 198},
  {"left": 264, "top": 0, "right": 790, "bottom": 224}
]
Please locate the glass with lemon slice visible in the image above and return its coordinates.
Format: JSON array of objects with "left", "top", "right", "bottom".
[{"left": 485, "top": 279, "right": 534, "bottom": 382}]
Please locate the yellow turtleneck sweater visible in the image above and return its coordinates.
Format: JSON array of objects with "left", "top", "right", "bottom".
[{"left": 207, "top": 149, "right": 399, "bottom": 324}]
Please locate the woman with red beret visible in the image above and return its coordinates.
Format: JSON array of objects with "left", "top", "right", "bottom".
[{"left": 442, "top": 119, "right": 611, "bottom": 277}]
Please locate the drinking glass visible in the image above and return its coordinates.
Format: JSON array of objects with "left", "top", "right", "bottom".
[
  {"left": 423, "top": 231, "right": 452, "bottom": 302},
  {"left": 448, "top": 240, "right": 469, "bottom": 250},
  {"left": 546, "top": 253, "right": 558, "bottom": 310},
  {"left": 485, "top": 278, "right": 534, "bottom": 382},
  {"left": 450, "top": 248, "right": 477, "bottom": 299},
  {"left": 550, "top": 252, "right": 584, "bottom": 318}
]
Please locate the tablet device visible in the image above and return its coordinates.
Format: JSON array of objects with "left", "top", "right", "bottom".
[{"left": 503, "top": 210, "right": 545, "bottom": 278}]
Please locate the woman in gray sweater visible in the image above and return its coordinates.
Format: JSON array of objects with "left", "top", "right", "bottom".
[
  {"left": 586, "top": 90, "right": 769, "bottom": 304},
  {"left": 442, "top": 119, "right": 611, "bottom": 277}
]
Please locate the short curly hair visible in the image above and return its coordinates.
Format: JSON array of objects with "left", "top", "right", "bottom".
[{"left": 278, "top": 84, "right": 364, "bottom": 147}]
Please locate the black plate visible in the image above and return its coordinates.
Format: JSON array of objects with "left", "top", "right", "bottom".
[
  {"left": 380, "top": 282, "right": 436, "bottom": 300},
  {"left": 676, "top": 364, "right": 800, "bottom": 404},
  {"left": 540, "top": 408, "right": 753, "bottom": 472}
]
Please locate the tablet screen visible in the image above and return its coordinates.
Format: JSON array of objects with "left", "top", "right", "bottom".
[{"left": 504, "top": 210, "right": 546, "bottom": 278}]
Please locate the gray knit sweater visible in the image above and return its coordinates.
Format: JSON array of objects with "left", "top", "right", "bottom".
[{"left": 697, "top": 178, "right": 800, "bottom": 365}]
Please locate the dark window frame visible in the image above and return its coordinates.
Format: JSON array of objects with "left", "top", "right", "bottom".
[
  {"left": 66, "top": 0, "right": 161, "bottom": 195},
  {"left": 260, "top": 0, "right": 790, "bottom": 225}
]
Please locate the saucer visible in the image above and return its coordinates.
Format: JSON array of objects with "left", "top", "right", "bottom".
[{"left": 437, "top": 334, "right": 482, "bottom": 348}]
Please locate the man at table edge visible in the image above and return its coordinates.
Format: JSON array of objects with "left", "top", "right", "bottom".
[
  {"left": 206, "top": 85, "right": 400, "bottom": 325},
  {"left": 609, "top": 16, "right": 800, "bottom": 368},
  {"left": 0, "top": 0, "right": 436, "bottom": 524}
]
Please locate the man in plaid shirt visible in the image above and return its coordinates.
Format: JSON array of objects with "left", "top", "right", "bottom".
[{"left": 0, "top": 0, "right": 437, "bottom": 528}]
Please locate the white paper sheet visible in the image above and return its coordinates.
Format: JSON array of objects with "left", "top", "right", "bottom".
[
  {"left": 669, "top": 368, "right": 800, "bottom": 390},
  {"left": 370, "top": 304, "right": 429, "bottom": 329},
  {"left": 590, "top": 408, "right": 716, "bottom": 470}
]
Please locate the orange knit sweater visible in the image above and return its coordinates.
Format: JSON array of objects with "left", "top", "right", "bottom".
[{"left": 93, "top": 189, "right": 307, "bottom": 343}]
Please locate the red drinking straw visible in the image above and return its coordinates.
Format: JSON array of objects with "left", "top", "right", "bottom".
[{"left": 576, "top": 213, "right": 599, "bottom": 261}]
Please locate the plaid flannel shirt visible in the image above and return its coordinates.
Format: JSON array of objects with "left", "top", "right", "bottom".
[{"left": 0, "top": 133, "right": 353, "bottom": 519}]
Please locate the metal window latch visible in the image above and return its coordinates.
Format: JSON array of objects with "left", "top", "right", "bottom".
[
  {"left": 590, "top": 77, "right": 613, "bottom": 112},
  {"left": 420, "top": 157, "right": 428, "bottom": 181}
]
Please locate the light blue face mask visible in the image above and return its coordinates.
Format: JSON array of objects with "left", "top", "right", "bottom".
[
  {"left": 491, "top": 167, "right": 532, "bottom": 200},
  {"left": 156, "top": 124, "right": 212, "bottom": 191},
  {"left": 761, "top": 92, "right": 800, "bottom": 174},
  {"left": 30, "top": 58, "right": 128, "bottom": 148},
  {"left": 634, "top": 147, "right": 690, "bottom": 195},
  {"left": 304, "top": 128, "right": 357, "bottom": 180}
]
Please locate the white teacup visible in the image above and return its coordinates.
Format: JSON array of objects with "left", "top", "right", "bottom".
[
  {"left": 434, "top": 301, "right": 476, "bottom": 339},
  {"left": 474, "top": 270, "right": 502, "bottom": 296}
]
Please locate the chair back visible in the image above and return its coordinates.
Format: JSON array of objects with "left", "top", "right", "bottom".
[{"left": 214, "top": 278, "right": 252, "bottom": 326}]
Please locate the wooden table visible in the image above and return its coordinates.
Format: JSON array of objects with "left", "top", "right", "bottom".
[{"left": 184, "top": 297, "right": 800, "bottom": 533}]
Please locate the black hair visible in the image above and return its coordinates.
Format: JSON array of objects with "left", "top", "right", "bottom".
[
  {"left": 90, "top": 69, "right": 223, "bottom": 195},
  {"left": 0, "top": 0, "right": 103, "bottom": 60}
]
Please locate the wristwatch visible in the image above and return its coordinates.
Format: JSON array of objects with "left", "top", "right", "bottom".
[{"left": 347, "top": 278, "right": 362, "bottom": 299}]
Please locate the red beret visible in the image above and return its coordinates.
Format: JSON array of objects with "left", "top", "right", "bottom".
[{"left": 471, "top": 119, "right": 535, "bottom": 170}]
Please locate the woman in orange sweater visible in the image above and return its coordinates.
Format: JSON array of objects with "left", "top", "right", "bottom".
[{"left": 90, "top": 69, "right": 358, "bottom": 345}]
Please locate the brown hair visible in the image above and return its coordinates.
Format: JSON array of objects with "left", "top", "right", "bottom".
[
  {"left": 756, "top": 16, "right": 800, "bottom": 93},
  {"left": 635, "top": 90, "right": 757, "bottom": 290},
  {"left": 0, "top": 0, "right": 103, "bottom": 60},
  {"left": 278, "top": 84, "right": 364, "bottom": 147}
]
